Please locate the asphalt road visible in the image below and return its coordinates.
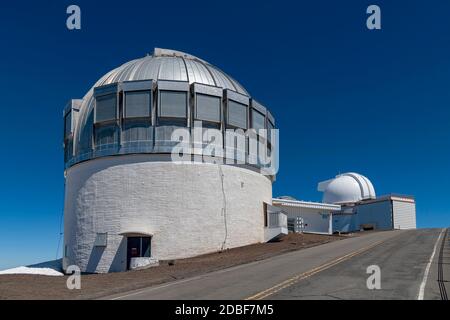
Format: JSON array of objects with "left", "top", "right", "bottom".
[
  {"left": 104, "top": 228, "right": 446, "bottom": 300},
  {"left": 268, "top": 228, "right": 445, "bottom": 300}
]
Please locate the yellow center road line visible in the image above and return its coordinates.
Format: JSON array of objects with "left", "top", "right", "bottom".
[{"left": 245, "top": 238, "right": 389, "bottom": 300}]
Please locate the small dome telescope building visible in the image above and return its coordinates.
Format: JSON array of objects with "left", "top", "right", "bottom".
[
  {"left": 62, "top": 49, "right": 279, "bottom": 273},
  {"left": 273, "top": 172, "right": 416, "bottom": 235},
  {"left": 318, "top": 172, "right": 376, "bottom": 204}
]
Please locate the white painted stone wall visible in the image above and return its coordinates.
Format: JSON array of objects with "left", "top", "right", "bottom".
[{"left": 63, "top": 154, "right": 272, "bottom": 273}]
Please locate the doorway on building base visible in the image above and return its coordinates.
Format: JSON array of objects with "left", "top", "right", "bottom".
[{"left": 126, "top": 236, "right": 151, "bottom": 270}]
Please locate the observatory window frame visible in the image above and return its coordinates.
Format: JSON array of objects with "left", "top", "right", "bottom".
[
  {"left": 79, "top": 110, "right": 94, "bottom": 154},
  {"left": 250, "top": 108, "right": 266, "bottom": 131},
  {"left": 63, "top": 110, "right": 74, "bottom": 163},
  {"left": 64, "top": 139, "right": 74, "bottom": 163},
  {"left": 123, "top": 90, "right": 152, "bottom": 119},
  {"left": 226, "top": 99, "right": 248, "bottom": 130},
  {"left": 94, "top": 123, "right": 119, "bottom": 148},
  {"left": 122, "top": 119, "right": 152, "bottom": 143},
  {"left": 94, "top": 93, "right": 118, "bottom": 124},
  {"left": 64, "top": 110, "right": 72, "bottom": 140},
  {"left": 267, "top": 119, "right": 275, "bottom": 155},
  {"left": 267, "top": 121, "right": 274, "bottom": 147},
  {"left": 195, "top": 93, "right": 222, "bottom": 128},
  {"left": 121, "top": 82, "right": 154, "bottom": 144},
  {"left": 157, "top": 90, "right": 188, "bottom": 126},
  {"left": 267, "top": 115, "right": 275, "bottom": 146}
]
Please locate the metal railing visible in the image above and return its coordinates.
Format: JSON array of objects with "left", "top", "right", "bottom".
[{"left": 64, "top": 133, "right": 274, "bottom": 172}]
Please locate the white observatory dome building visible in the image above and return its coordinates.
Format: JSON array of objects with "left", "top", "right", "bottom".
[
  {"left": 62, "top": 48, "right": 278, "bottom": 273},
  {"left": 318, "top": 172, "right": 376, "bottom": 204},
  {"left": 316, "top": 172, "right": 416, "bottom": 232}
]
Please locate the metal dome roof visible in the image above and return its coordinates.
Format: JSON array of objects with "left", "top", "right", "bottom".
[
  {"left": 86, "top": 48, "right": 248, "bottom": 97},
  {"left": 318, "top": 172, "right": 376, "bottom": 204}
]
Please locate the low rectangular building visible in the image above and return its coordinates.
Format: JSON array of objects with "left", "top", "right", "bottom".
[
  {"left": 272, "top": 199, "right": 341, "bottom": 235},
  {"left": 333, "top": 195, "right": 416, "bottom": 232}
]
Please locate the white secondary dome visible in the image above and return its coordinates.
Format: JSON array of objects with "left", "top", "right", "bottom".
[{"left": 318, "top": 172, "right": 376, "bottom": 204}]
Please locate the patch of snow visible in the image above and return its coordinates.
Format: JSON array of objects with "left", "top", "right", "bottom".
[
  {"left": 0, "top": 266, "right": 64, "bottom": 276},
  {"left": 0, "top": 259, "right": 64, "bottom": 276}
]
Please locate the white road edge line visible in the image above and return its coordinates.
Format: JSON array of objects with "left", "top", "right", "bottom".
[{"left": 417, "top": 229, "right": 445, "bottom": 300}]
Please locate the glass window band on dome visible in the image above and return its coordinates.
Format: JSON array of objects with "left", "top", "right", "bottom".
[
  {"left": 63, "top": 49, "right": 277, "bottom": 174},
  {"left": 64, "top": 79, "right": 277, "bottom": 172}
]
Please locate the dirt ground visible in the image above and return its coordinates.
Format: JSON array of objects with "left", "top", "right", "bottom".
[{"left": 0, "top": 233, "right": 350, "bottom": 300}]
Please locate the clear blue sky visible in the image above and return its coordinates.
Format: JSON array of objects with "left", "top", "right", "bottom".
[{"left": 0, "top": 0, "right": 449, "bottom": 270}]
